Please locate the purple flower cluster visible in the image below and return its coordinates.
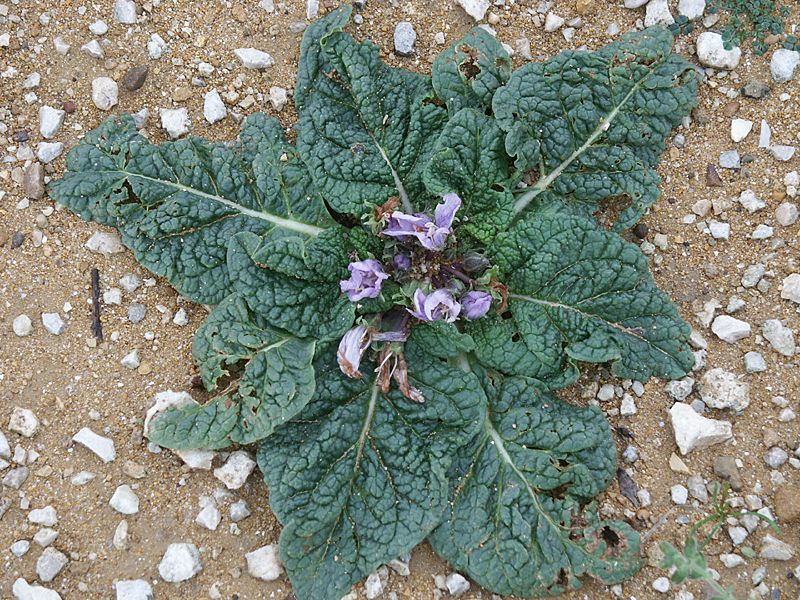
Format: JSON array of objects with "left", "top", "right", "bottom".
[
  {"left": 339, "top": 259, "right": 388, "bottom": 302},
  {"left": 408, "top": 288, "right": 491, "bottom": 322},
  {"left": 382, "top": 193, "right": 461, "bottom": 251}
]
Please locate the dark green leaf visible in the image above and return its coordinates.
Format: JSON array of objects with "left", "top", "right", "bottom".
[
  {"left": 423, "top": 108, "right": 514, "bottom": 242},
  {"left": 470, "top": 213, "right": 694, "bottom": 382},
  {"left": 493, "top": 26, "right": 697, "bottom": 229},
  {"left": 430, "top": 370, "right": 641, "bottom": 596},
  {"left": 258, "top": 348, "right": 486, "bottom": 600},
  {"left": 431, "top": 27, "right": 512, "bottom": 114},
  {"left": 49, "top": 113, "right": 331, "bottom": 304},
  {"left": 297, "top": 31, "right": 447, "bottom": 215},
  {"left": 410, "top": 321, "right": 476, "bottom": 359},
  {"left": 146, "top": 294, "right": 316, "bottom": 449}
]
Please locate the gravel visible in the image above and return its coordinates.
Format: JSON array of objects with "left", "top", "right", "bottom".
[
  {"left": 764, "top": 447, "right": 788, "bottom": 469},
  {"left": 393, "top": 21, "right": 416, "bottom": 56},
  {"left": 770, "top": 49, "right": 800, "bottom": 83},
  {"left": 36, "top": 548, "right": 68, "bottom": 582},
  {"left": 160, "top": 108, "right": 190, "bottom": 139},
  {"left": 28, "top": 506, "right": 57, "bottom": 526},
  {"left": 203, "top": 90, "right": 227, "bottom": 124},
  {"left": 109, "top": 484, "right": 140, "bottom": 514},
  {"left": 9, "top": 407, "right": 39, "bottom": 437},
  {"left": 775, "top": 202, "right": 798, "bottom": 226},
  {"left": 72, "top": 427, "right": 116, "bottom": 463},
  {"left": 669, "top": 402, "right": 733, "bottom": 455},
  {"left": 38, "top": 106, "right": 65, "bottom": 139},
  {"left": 195, "top": 503, "right": 221, "bottom": 531},
  {"left": 269, "top": 86, "right": 288, "bottom": 111},
  {"left": 85, "top": 231, "right": 124, "bottom": 255},
  {"left": 114, "top": 580, "right": 153, "bottom": 600},
  {"left": 711, "top": 315, "right": 750, "bottom": 343},
  {"left": 12, "top": 314, "right": 33, "bottom": 337},
  {"left": 81, "top": 40, "right": 105, "bottom": 59},
  {"left": 128, "top": 303, "right": 147, "bottom": 323},
  {"left": 113, "top": 0, "right": 138, "bottom": 23},
  {"left": 445, "top": 573, "right": 471, "bottom": 596},
  {"left": 761, "top": 319, "right": 796, "bottom": 356},
  {"left": 744, "top": 352, "right": 767, "bottom": 373},
  {"left": 147, "top": 33, "right": 168, "bottom": 59},
  {"left": 677, "top": 0, "right": 705, "bottom": 20},
  {"left": 41, "top": 313, "right": 65, "bottom": 335},
  {"left": 12, "top": 578, "right": 63, "bottom": 600},
  {"left": 213, "top": 451, "right": 256, "bottom": 490},
  {"left": 234, "top": 48, "right": 274, "bottom": 69},
  {"left": 696, "top": 32, "right": 741, "bottom": 70},
  {"left": 456, "top": 0, "right": 490, "bottom": 20},
  {"left": 759, "top": 535, "right": 795, "bottom": 560},
  {"left": 245, "top": 545, "right": 283, "bottom": 581},
  {"left": 91, "top": 77, "right": 119, "bottom": 110},
  {"left": 159, "top": 543, "right": 202, "bottom": 582},
  {"left": 229, "top": 500, "right": 251, "bottom": 522},
  {"left": 37, "top": 142, "right": 64, "bottom": 164},
  {"left": 120, "top": 349, "right": 141, "bottom": 369}
]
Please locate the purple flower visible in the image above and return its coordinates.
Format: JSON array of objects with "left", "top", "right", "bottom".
[
  {"left": 393, "top": 252, "right": 411, "bottom": 271},
  {"left": 408, "top": 288, "right": 461, "bottom": 323},
  {"left": 461, "top": 291, "right": 492, "bottom": 320},
  {"left": 340, "top": 259, "right": 389, "bottom": 302},
  {"left": 383, "top": 193, "right": 462, "bottom": 251},
  {"left": 337, "top": 325, "right": 372, "bottom": 379}
]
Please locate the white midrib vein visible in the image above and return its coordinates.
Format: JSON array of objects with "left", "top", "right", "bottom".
[
  {"left": 120, "top": 171, "right": 325, "bottom": 237},
  {"left": 511, "top": 80, "right": 644, "bottom": 216}
]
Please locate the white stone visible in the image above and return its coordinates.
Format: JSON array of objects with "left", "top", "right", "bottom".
[
  {"left": 759, "top": 119, "right": 772, "bottom": 148},
  {"left": 36, "top": 547, "right": 68, "bottom": 582},
  {"left": 12, "top": 578, "right": 62, "bottom": 600},
  {"left": 234, "top": 48, "right": 274, "bottom": 69},
  {"left": 195, "top": 504, "right": 221, "bottom": 531},
  {"left": 544, "top": 12, "right": 565, "bottom": 32},
  {"left": 203, "top": 90, "right": 226, "bottom": 125},
  {"left": 147, "top": 33, "right": 168, "bottom": 59},
  {"left": 72, "top": 427, "right": 116, "bottom": 463},
  {"left": 172, "top": 308, "right": 189, "bottom": 327},
  {"left": 770, "top": 49, "right": 800, "bottom": 83},
  {"left": 33, "top": 528, "right": 57, "bottom": 548},
  {"left": 159, "top": 543, "right": 202, "bottom": 582},
  {"left": 728, "top": 526, "right": 748, "bottom": 545},
  {"left": 85, "top": 231, "right": 124, "bottom": 255},
  {"left": 9, "top": 408, "right": 39, "bottom": 438},
  {"left": 364, "top": 572, "right": 383, "bottom": 599},
  {"left": 38, "top": 106, "right": 65, "bottom": 139},
  {"left": 41, "top": 313, "right": 65, "bottom": 335},
  {"left": 730, "top": 119, "right": 752, "bottom": 143},
  {"left": 445, "top": 573, "right": 470, "bottom": 596},
  {"left": 113, "top": 0, "right": 138, "bottom": 23},
  {"left": 269, "top": 86, "right": 288, "bottom": 112},
  {"left": 765, "top": 447, "right": 788, "bottom": 469},
  {"left": 677, "top": 0, "right": 705, "bottom": 20},
  {"left": 81, "top": 40, "right": 105, "bottom": 59},
  {"left": 0, "top": 431, "right": 9, "bottom": 459},
  {"left": 28, "top": 506, "right": 57, "bottom": 526},
  {"left": 671, "top": 484, "right": 689, "bottom": 505},
  {"left": 696, "top": 32, "right": 741, "bottom": 70},
  {"left": 711, "top": 315, "right": 750, "bottom": 343},
  {"left": 669, "top": 402, "right": 733, "bottom": 455},
  {"left": 699, "top": 368, "right": 749, "bottom": 412},
  {"left": 620, "top": 394, "right": 637, "bottom": 416},
  {"left": 737, "top": 189, "right": 764, "bottom": 213},
  {"left": 744, "top": 352, "right": 767, "bottom": 373},
  {"left": 771, "top": 145, "right": 796, "bottom": 162},
  {"left": 120, "top": 349, "right": 141, "bottom": 370},
  {"left": 245, "top": 545, "right": 283, "bottom": 581},
  {"left": 37, "top": 142, "right": 64, "bottom": 164},
  {"left": 71, "top": 471, "right": 96, "bottom": 485},
  {"left": 91, "top": 77, "right": 119, "bottom": 111},
  {"left": 775, "top": 202, "right": 798, "bottom": 226},
  {"left": 708, "top": 220, "right": 730, "bottom": 240},
  {"left": 11, "top": 540, "right": 30, "bottom": 557},
  {"left": 160, "top": 108, "right": 190, "bottom": 139},
  {"left": 781, "top": 274, "right": 800, "bottom": 304},
  {"left": 54, "top": 37, "right": 70, "bottom": 56},
  {"left": 762, "top": 319, "right": 796, "bottom": 356},
  {"left": 644, "top": 0, "right": 674, "bottom": 26},
  {"left": 623, "top": 0, "right": 648, "bottom": 7},
  {"left": 652, "top": 576, "right": 671, "bottom": 592},
  {"left": 759, "top": 535, "right": 795, "bottom": 560},
  {"left": 115, "top": 580, "right": 153, "bottom": 600},
  {"left": 213, "top": 450, "right": 256, "bottom": 490},
  {"left": 720, "top": 553, "right": 744, "bottom": 568},
  {"left": 89, "top": 20, "right": 108, "bottom": 35},
  {"left": 12, "top": 314, "right": 33, "bottom": 337},
  {"left": 144, "top": 391, "right": 217, "bottom": 468},
  {"left": 229, "top": 500, "right": 251, "bottom": 522},
  {"left": 456, "top": 0, "right": 490, "bottom": 21},
  {"left": 110, "top": 484, "right": 140, "bottom": 514},
  {"left": 752, "top": 224, "right": 773, "bottom": 239},
  {"left": 113, "top": 520, "right": 129, "bottom": 550}
]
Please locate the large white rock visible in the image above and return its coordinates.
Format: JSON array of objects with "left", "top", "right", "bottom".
[
  {"left": 213, "top": 450, "right": 256, "bottom": 490},
  {"left": 781, "top": 274, "right": 800, "bottom": 304},
  {"left": 91, "top": 77, "right": 119, "bottom": 111},
  {"left": 203, "top": 89, "right": 226, "bottom": 125},
  {"left": 234, "top": 48, "right": 274, "bottom": 69},
  {"left": 12, "top": 578, "right": 62, "bottom": 600},
  {"left": 109, "top": 484, "right": 140, "bottom": 514},
  {"left": 678, "top": 0, "right": 705, "bottom": 20},
  {"left": 195, "top": 503, "right": 221, "bottom": 531},
  {"left": 28, "top": 506, "right": 57, "bottom": 526},
  {"left": 41, "top": 313, "right": 65, "bottom": 335},
  {"left": 711, "top": 315, "right": 751, "bottom": 343},
  {"left": 456, "top": 0, "right": 490, "bottom": 21},
  {"left": 115, "top": 580, "right": 153, "bottom": 600},
  {"left": 12, "top": 314, "right": 33, "bottom": 337},
  {"left": 669, "top": 402, "right": 733, "bottom": 455},
  {"left": 699, "top": 367, "right": 750, "bottom": 412},
  {"left": 0, "top": 430, "right": 10, "bottom": 459},
  {"left": 147, "top": 33, "right": 168, "bottom": 59},
  {"left": 85, "top": 231, "right": 124, "bottom": 255},
  {"left": 644, "top": 0, "right": 674, "bottom": 26},
  {"left": 38, "top": 106, "right": 65, "bottom": 139},
  {"left": 9, "top": 407, "right": 39, "bottom": 437},
  {"left": 623, "top": 0, "right": 648, "bottom": 7},
  {"left": 696, "top": 32, "right": 741, "bottom": 70},
  {"left": 159, "top": 543, "right": 202, "bottom": 582},
  {"left": 245, "top": 545, "right": 283, "bottom": 581},
  {"left": 160, "top": 108, "right": 190, "bottom": 140},
  {"left": 72, "top": 427, "right": 116, "bottom": 463},
  {"left": 738, "top": 189, "right": 764, "bottom": 213},
  {"left": 36, "top": 548, "right": 68, "bottom": 583},
  {"left": 770, "top": 49, "right": 800, "bottom": 83},
  {"left": 762, "top": 319, "right": 796, "bottom": 356},
  {"left": 113, "top": 0, "right": 138, "bottom": 23},
  {"left": 730, "top": 119, "right": 753, "bottom": 143}
]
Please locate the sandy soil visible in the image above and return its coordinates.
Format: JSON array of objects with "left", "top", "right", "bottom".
[{"left": 1, "top": 0, "right": 799, "bottom": 599}]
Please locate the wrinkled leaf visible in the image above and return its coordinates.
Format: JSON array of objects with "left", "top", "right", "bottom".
[
  {"left": 228, "top": 231, "right": 354, "bottom": 342},
  {"left": 410, "top": 320, "right": 476, "bottom": 359},
  {"left": 297, "top": 31, "right": 447, "bottom": 215},
  {"left": 49, "top": 113, "right": 330, "bottom": 304},
  {"left": 146, "top": 294, "right": 316, "bottom": 449},
  {"left": 432, "top": 27, "right": 512, "bottom": 114},
  {"left": 258, "top": 346, "right": 485, "bottom": 600},
  {"left": 294, "top": 4, "right": 352, "bottom": 111},
  {"left": 430, "top": 370, "right": 641, "bottom": 597},
  {"left": 493, "top": 27, "right": 697, "bottom": 229},
  {"left": 470, "top": 212, "right": 694, "bottom": 382},
  {"left": 423, "top": 108, "right": 514, "bottom": 242}
]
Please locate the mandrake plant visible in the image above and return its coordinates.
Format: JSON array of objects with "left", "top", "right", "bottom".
[{"left": 50, "top": 6, "right": 699, "bottom": 599}]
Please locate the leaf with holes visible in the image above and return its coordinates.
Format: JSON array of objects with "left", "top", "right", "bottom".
[
  {"left": 257, "top": 344, "right": 485, "bottom": 600},
  {"left": 429, "top": 370, "right": 641, "bottom": 597},
  {"left": 493, "top": 26, "right": 697, "bottom": 230},
  {"left": 469, "top": 212, "right": 694, "bottom": 383},
  {"left": 296, "top": 30, "right": 447, "bottom": 216},
  {"left": 49, "top": 113, "right": 331, "bottom": 304},
  {"left": 146, "top": 294, "right": 316, "bottom": 449}
]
